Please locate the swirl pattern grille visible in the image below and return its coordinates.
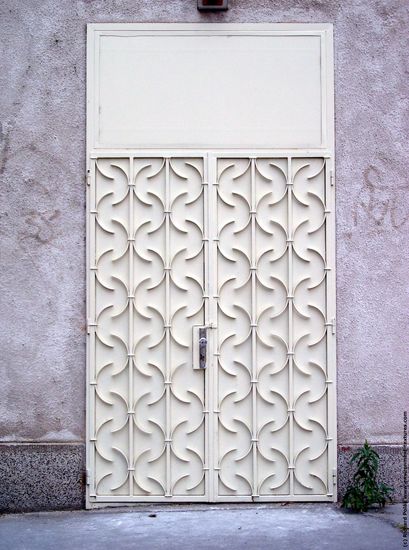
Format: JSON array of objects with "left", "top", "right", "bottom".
[
  {"left": 215, "top": 157, "right": 334, "bottom": 499},
  {"left": 89, "top": 157, "right": 207, "bottom": 498},
  {"left": 87, "top": 155, "right": 335, "bottom": 502}
]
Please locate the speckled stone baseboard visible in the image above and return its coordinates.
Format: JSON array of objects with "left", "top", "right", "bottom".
[
  {"left": 0, "top": 443, "right": 405, "bottom": 512},
  {"left": 0, "top": 443, "right": 85, "bottom": 513},
  {"left": 337, "top": 445, "right": 406, "bottom": 502}
]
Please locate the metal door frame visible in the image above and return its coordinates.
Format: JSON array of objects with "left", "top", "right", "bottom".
[{"left": 86, "top": 24, "right": 336, "bottom": 508}]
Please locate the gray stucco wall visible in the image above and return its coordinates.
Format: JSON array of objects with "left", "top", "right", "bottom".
[{"left": 1, "top": 0, "right": 408, "bottom": 510}]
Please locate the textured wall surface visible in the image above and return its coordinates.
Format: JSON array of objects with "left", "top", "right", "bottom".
[
  {"left": 0, "top": 0, "right": 408, "bottom": 461},
  {"left": 0, "top": 443, "right": 85, "bottom": 512}
]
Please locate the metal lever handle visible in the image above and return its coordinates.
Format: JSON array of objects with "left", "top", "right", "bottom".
[
  {"left": 199, "top": 328, "right": 207, "bottom": 369},
  {"left": 193, "top": 326, "right": 208, "bottom": 370}
]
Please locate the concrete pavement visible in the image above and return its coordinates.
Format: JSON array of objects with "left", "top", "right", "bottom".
[{"left": 0, "top": 503, "right": 406, "bottom": 550}]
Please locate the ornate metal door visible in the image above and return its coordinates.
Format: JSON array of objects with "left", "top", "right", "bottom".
[
  {"left": 86, "top": 24, "right": 336, "bottom": 506},
  {"left": 88, "top": 156, "right": 209, "bottom": 502},
  {"left": 213, "top": 156, "right": 336, "bottom": 501}
]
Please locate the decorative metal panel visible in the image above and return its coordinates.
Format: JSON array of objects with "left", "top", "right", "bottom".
[
  {"left": 214, "top": 157, "right": 335, "bottom": 500},
  {"left": 87, "top": 154, "right": 336, "bottom": 503},
  {"left": 88, "top": 157, "right": 207, "bottom": 499}
]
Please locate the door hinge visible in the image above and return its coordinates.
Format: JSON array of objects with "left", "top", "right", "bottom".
[
  {"left": 87, "top": 319, "right": 97, "bottom": 334},
  {"left": 86, "top": 169, "right": 91, "bottom": 186},
  {"left": 325, "top": 318, "right": 336, "bottom": 335},
  {"left": 332, "top": 468, "right": 337, "bottom": 485},
  {"left": 85, "top": 469, "right": 91, "bottom": 485},
  {"left": 330, "top": 170, "right": 334, "bottom": 187}
]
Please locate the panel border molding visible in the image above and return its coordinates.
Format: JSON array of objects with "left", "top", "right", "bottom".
[{"left": 87, "top": 23, "right": 334, "bottom": 152}]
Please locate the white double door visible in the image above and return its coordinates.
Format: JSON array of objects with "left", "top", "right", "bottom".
[{"left": 87, "top": 152, "right": 336, "bottom": 503}]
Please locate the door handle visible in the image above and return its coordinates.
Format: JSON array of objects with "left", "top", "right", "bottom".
[
  {"left": 193, "top": 326, "right": 208, "bottom": 370},
  {"left": 199, "top": 328, "right": 207, "bottom": 369}
]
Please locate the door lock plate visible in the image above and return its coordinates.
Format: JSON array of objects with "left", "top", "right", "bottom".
[{"left": 193, "top": 326, "right": 208, "bottom": 369}]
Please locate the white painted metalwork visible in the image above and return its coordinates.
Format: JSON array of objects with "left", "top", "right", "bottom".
[
  {"left": 87, "top": 23, "right": 332, "bottom": 151},
  {"left": 213, "top": 156, "right": 336, "bottom": 500},
  {"left": 86, "top": 24, "right": 336, "bottom": 507}
]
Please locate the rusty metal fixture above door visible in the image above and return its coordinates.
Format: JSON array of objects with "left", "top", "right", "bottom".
[{"left": 197, "top": 0, "right": 228, "bottom": 11}]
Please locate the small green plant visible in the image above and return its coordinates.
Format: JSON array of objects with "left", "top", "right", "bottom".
[{"left": 342, "top": 440, "right": 394, "bottom": 512}]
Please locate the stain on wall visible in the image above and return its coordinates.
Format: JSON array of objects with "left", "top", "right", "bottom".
[
  {"left": 354, "top": 162, "right": 409, "bottom": 230},
  {"left": 0, "top": 0, "right": 408, "bottom": 445}
]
